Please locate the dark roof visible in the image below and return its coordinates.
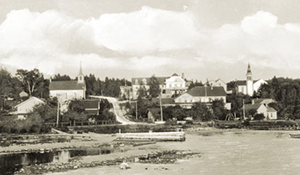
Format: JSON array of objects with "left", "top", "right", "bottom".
[
  {"left": 82, "top": 99, "right": 100, "bottom": 109},
  {"left": 235, "top": 80, "right": 263, "bottom": 86},
  {"left": 235, "top": 80, "right": 246, "bottom": 86},
  {"left": 131, "top": 77, "right": 168, "bottom": 85},
  {"left": 151, "top": 98, "right": 175, "bottom": 105},
  {"left": 187, "top": 86, "right": 226, "bottom": 97},
  {"left": 49, "top": 81, "right": 86, "bottom": 90},
  {"left": 244, "top": 103, "right": 262, "bottom": 111},
  {"left": 172, "top": 73, "right": 179, "bottom": 76}
]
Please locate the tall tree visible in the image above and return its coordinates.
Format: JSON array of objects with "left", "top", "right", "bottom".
[
  {"left": 52, "top": 74, "right": 71, "bottom": 81},
  {"left": 148, "top": 75, "right": 160, "bottom": 98},
  {"left": 16, "top": 69, "right": 44, "bottom": 97}
]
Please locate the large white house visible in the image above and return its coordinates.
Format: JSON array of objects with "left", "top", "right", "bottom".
[
  {"left": 131, "top": 73, "right": 187, "bottom": 99},
  {"left": 236, "top": 64, "right": 267, "bottom": 96},
  {"left": 49, "top": 64, "right": 86, "bottom": 103},
  {"left": 175, "top": 86, "right": 226, "bottom": 108}
]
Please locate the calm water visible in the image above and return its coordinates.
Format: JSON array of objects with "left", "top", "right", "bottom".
[
  {"left": 47, "top": 131, "right": 300, "bottom": 175},
  {"left": 0, "top": 146, "right": 118, "bottom": 174}
]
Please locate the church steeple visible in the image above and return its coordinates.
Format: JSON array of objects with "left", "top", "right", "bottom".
[
  {"left": 246, "top": 63, "right": 252, "bottom": 80},
  {"left": 78, "top": 61, "right": 84, "bottom": 84},
  {"left": 246, "top": 63, "right": 253, "bottom": 96}
]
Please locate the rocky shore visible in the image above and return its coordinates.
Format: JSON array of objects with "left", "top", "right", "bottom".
[{"left": 14, "top": 150, "right": 201, "bottom": 174}]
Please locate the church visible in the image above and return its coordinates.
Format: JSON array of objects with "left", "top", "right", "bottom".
[
  {"left": 236, "top": 64, "right": 267, "bottom": 96},
  {"left": 49, "top": 63, "right": 86, "bottom": 102}
]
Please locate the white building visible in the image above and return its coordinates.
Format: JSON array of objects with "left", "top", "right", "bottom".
[
  {"left": 175, "top": 86, "right": 226, "bottom": 108},
  {"left": 236, "top": 64, "right": 267, "bottom": 96},
  {"left": 15, "top": 97, "right": 45, "bottom": 119},
  {"left": 49, "top": 63, "right": 86, "bottom": 103}
]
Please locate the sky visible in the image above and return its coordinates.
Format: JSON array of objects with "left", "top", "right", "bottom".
[{"left": 1, "top": 0, "right": 300, "bottom": 82}]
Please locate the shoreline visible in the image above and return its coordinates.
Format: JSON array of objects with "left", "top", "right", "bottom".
[{"left": 0, "top": 129, "right": 296, "bottom": 154}]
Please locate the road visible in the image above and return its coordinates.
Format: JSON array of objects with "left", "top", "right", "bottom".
[{"left": 89, "top": 95, "right": 136, "bottom": 125}]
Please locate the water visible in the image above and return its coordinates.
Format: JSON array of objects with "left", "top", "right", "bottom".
[
  {"left": 46, "top": 131, "right": 300, "bottom": 175},
  {"left": 0, "top": 146, "right": 119, "bottom": 174}
]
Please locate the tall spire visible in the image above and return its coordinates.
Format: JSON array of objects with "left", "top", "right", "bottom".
[
  {"left": 78, "top": 61, "right": 84, "bottom": 84},
  {"left": 246, "top": 63, "right": 251, "bottom": 75},
  {"left": 79, "top": 61, "right": 84, "bottom": 76}
]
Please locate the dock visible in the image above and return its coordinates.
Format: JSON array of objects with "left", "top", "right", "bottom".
[{"left": 116, "top": 132, "right": 186, "bottom": 142}]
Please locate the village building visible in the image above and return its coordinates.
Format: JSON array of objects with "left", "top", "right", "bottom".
[
  {"left": 49, "top": 63, "right": 86, "bottom": 103},
  {"left": 175, "top": 86, "right": 226, "bottom": 109},
  {"left": 14, "top": 97, "right": 45, "bottom": 119},
  {"left": 236, "top": 64, "right": 267, "bottom": 96},
  {"left": 244, "top": 98, "right": 277, "bottom": 120},
  {"left": 131, "top": 73, "right": 187, "bottom": 99}
]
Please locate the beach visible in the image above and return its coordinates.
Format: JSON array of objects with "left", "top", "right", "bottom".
[{"left": 4, "top": 129, "right": 300, "bottom": 175}]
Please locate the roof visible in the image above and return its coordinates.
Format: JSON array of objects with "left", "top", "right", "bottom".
[
  {"left": 244, "top": 103, "right": 262, "bottom": 111},
  {"left": 172, "top": 73, "right": 179, "bottom": 76},
  {"left": 49, "top": 81, "right": 86, "bottom": 90},
  {"left": 15, "top": 97, "right": 45, "bottom": 108},
  {"left": 235, "top": 79, "right": 265, "bottom": 86},
  {"left": 187, "top": 86, "right": 226, "bottom": 97},
  {"left": 151, "top": 98, "right": 175, "bottom": 105},
  {"left": 131, "top": 77, "right": 168, "bottom": 85},
  {"left": 82, "top": 99, "right": 100, "bottom": 109},
  {"left": 236, "top": 80, "right": 246, "bottom": 86},
  {"left": 267, "top": 107, "right": 277, "bottom": 112}
]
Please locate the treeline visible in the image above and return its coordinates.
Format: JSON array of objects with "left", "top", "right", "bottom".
[
  {"left": 0, "top": 68, "right": 131, "bottom": 110},
  {"left": 256, "top": 77, "right": 300, "bottom": 119}
]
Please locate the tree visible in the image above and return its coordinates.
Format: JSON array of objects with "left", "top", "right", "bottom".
[
  {"left": 253, "top": 113, "right": 265, "bottom": 120},
  {"left": 212, "top": 100, "right": 227, "bottom": 120},
  {"left": 52, "top": 74, "right": 71, "bottom": 81},
  {"left": 190, "top": 102, "right": 213, "bottom": 121},
  {"left": 148, "top": 75, "right": 161, "bottom": 98},
  {"left": 16, "top": 69, "right": 44, "bottom": 97}
]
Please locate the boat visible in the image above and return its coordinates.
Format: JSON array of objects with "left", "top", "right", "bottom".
[{"left": 289, "top": 133, "right": 300, "bottom": 138}]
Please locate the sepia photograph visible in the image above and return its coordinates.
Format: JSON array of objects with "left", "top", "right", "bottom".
[{"left": 0, "top": 0, "right": 300, "bottom": 174}]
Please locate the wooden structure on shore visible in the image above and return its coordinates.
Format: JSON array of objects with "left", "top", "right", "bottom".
[{"left": 116, "top": 132, "right": 186, "bottom": 142}]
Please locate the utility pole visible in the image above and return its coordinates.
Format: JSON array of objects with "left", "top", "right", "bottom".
[
  {"left": 135, "top": 100, "right": 138, "bottom": 120},
  {"left": 56, "top": 100, "right": 59, "bottom": 127},
  {"left": 242, "top": 99, "right": 245, "bottom": 121},
  {"left": 160, "top": 88, "right": 163, "bottom": 121}
]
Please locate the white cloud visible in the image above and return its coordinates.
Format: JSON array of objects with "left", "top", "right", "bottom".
[
  {"left": 241, "top": 11, "right": 278, "bottom": 36},
  {"left": 1, "top": 8, "right": 300, "bottom": 80},
  {"left": 91, "top": 6, "right": 199, "bottom": 53}
]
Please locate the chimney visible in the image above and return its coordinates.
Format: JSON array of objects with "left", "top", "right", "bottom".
[{"left": 182, "top": 73, "right": 184, "bottom": 79}]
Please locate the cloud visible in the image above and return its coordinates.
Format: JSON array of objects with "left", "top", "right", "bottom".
[
  {"left": 1, "top": 8, "right": 300, "bottom": 80},
  {"left": 91, "top": 6, "right": 199, "bottom": 54}
]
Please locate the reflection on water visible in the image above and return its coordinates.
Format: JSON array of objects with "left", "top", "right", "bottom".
[{"left": 0, "top": 147, "right": 118, "bottom": 175}]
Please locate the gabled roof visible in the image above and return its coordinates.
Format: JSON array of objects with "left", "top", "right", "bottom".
[
  {"left": 49, "top": 81, "right": 86, "bottom": 90},
  {"left": 244, "top": 103, "right": 262, "bottom": 111},
  {"left": 235, "top": 79, "right": 266, "bottom": 86},
  {"left": 267, "top": 106, "right": 277, "bottom": 112},
  {"left": 15, "top": 97, "right": 45, "bottom": 108},
  {"left": 187, "top": 86, "right": 226, "bottom": 97},
  {"left": 172, "top": 73, "right": 179, "bottom": 76}
]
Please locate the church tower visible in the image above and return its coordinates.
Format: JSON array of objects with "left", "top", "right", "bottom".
[
  {"left": 246, "top": 63, "right": 253, "bottom": 96},
  {"left": 78, "top": 61, "right": 84, "bottom": 84}
]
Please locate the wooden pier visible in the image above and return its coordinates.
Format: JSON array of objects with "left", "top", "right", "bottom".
[{"left": 116, "top": 132, "right": 186, "bottom": 142}]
